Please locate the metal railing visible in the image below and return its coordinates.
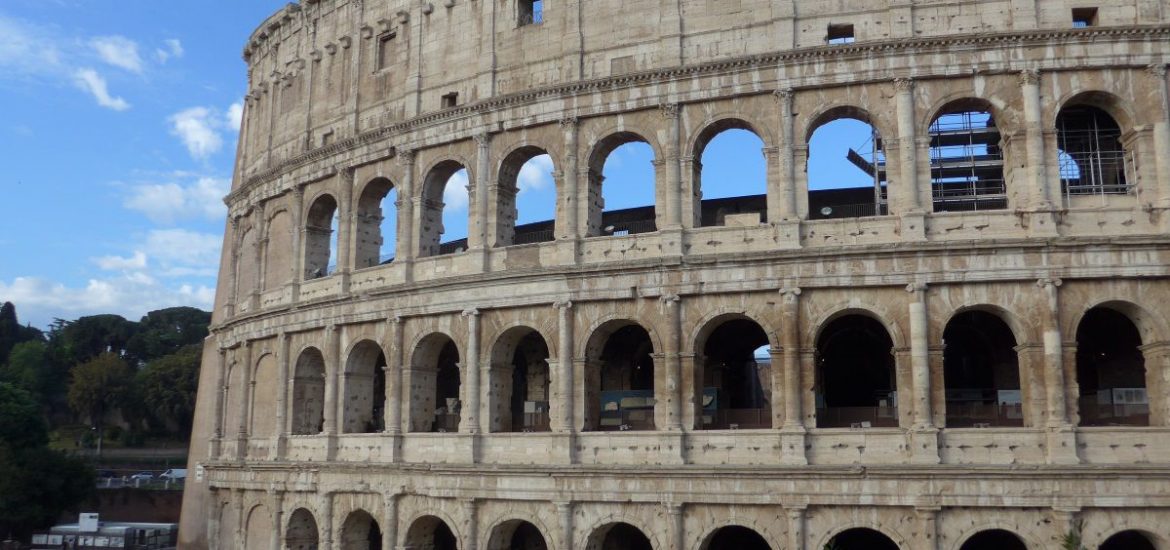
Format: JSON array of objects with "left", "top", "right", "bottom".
[
  {"left": 513, "top": 228, "right": 555, "bottom": 245},
  {"left": 1078, "top": 395, "right": 1149, "bottom": 427},
  {"left": 510, "top": 412, "right": 551, "bottom": 432},
  {"left": 815, "top": 406, "right": 899, "bottom": 428},
  {"left": 945, "top": 402, "right": 1025, "bottom": 428},
  {"left": 701, "top": 408, "right": 771, "bottom": 430},
  {"left": 809, "top": 201, "right": 889, "bottom": 220},
  {"left": 598, "top": 409, "right": 656, "bottom": 431},
  {"left": 1060, "top": 150, "right": 1133, "bottom": 197}
]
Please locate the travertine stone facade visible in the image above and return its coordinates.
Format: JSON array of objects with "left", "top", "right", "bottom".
[{"left": 181, "top": 0, "right": 1170, "bottom": 548}]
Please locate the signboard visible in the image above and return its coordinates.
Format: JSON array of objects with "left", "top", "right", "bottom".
[{"left": 79, "top": 513, "right": 100, "bottom": 533}]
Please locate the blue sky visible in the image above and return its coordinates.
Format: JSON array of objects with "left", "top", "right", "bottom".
[{"left": 0, "top": 1, "right": 872, "bottom": 330}]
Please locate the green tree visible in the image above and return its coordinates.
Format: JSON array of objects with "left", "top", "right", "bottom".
[
  {"left": 0, "top": 302, "right": 43, "bottom": 365},
  {"left": 137, "top": 344, "right": 201, "bottom": 433},
  {"left": 125, "top": 307, "right": 211, "bottom": 364},
  {"left": 67, "top": 353, "right": 134, "bottom": 454},
  {"left": 0, "top": 383, "right": 48, "bottom": 450},
  {"left": 56, "top": 314, "right": 139, "bottom": 366},
  {"left": 0, "top": 340, "right": 52, "bottom": 398}
]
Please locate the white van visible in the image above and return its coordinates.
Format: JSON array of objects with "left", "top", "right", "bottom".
[{"left": 159, "top": 469, "right": 187, "bottom": 481}]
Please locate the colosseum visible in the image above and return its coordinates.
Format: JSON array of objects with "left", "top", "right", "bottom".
[{"left": 180, "top": 0, "right": 1170, "bottom": 548}]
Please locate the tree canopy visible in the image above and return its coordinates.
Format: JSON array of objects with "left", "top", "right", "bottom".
[
  {"left": 67, "top": 352, "right": 134, "bottom": 424},
  {"left": 137, "top": 344, "right": 202, "bottom": 433}
]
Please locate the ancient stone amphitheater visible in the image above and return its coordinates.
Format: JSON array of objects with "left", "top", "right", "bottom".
[{"left": 180, "top": 0, "right": 1170, "bottom": 548}]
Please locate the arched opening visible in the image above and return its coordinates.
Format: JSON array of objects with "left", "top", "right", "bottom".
[
  {"left": 943, "top": 310, "right": 1024, "bottom": 427},
  {"left": 1101, "top": 530, "right": 1157, "bottom": 550},
  {"left": 586, "top": 132, "right": 657, "bottom": 237},
  {"left": 286, "top": 508, "right": 320, "bottom": 550},
  {"left": 1057, "top": 100, "right": 1130, "bottom": 200},
  {"left": 703, "top": 526, "right": 770, "bottom": 550},
  {"left": 806, "top": 109, "right": 888, "bottom": 220},
  {"left": 584, "top": 322, "right": 656, "bottom": 431},
  {"left": 264, "top": 211, "right": 294, "bottom": 290},
  {"left": 245, "top": 505, "right": 272, "bottom": 550},
  {"left": 409, "top": 334, "right": 462, "bottom": 432},
  {"left": 304, "top": 194, "right": 339, "bottom": 279},
  {"left": 586, "top": 523, "right": 652, "bottom": 550},
  {"left": 355, "top": 178, "right": 398, "bottom": 269},
  {"left": 224, "top": 362, "right": 246, "bottom": 438},
  {"left": 236, "top": 228, "right": 258, "bottom": 305},
  {"left": 343, "top": 341, "right": 387, "bottom": 434},
  {"left": 928, "top": 100, "right": 1007, "bottom": 212},
  {"left": 1076, "top": 307, "right": 1148, "bottom": 426},
  {"left": 694, "top": 123, "right": 767, "bottom": 227},
  {"left": 829, "top": 528, "right": 899, "bottom": 550},
  {"left": 291, "top": 348, "right": 326, "bottom": 435},
  {"left": 250, "top": 354, "right": 279, "bottom": 438},
  {"left": 497, "top": 147, "right": 557, "bottom": 247},
  {"left": 405, "top": 516, "right": 458, "bottom": 550},
  {"left": 815, "top": 314, "right": 897, "bottom": 428},
  {"left": 340, "top": 510, "right": 382, "bottom": 550},
  {"left": 959, "top": 529, "right": 1027, "bottom": 550},
  {"left": 489, "top": 328, "right": 551, "bottom": 433},
  {"left": 486, "top": 520, "right": 549, "bottom": 550},
  {"left": 420, "top": 161, "right": 471, "bottom": 257},
  {"left": 697, "top": 317, "right": 772, "bottom": 430}
]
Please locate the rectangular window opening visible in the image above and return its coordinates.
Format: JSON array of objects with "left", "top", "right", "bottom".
[
  {"left": 376, "top": 32, "right": 396, "bottom": 70},
  {"left": 519, "top": 0, "right": 544, "bottom": 26},
  {"left": 827, "top": 23, "right": 855, "bottom": 44},
  {"left": 441, "top": 92, "right": 459, "bottom": 109},
  {"left": 1072, "top": 7, "right": 1098, "bottom": 28}
]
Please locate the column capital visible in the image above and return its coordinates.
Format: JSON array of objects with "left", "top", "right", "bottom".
[
  {"left": 779, "top": 286, "right": 802, "bottom": 298},
  {"left": 390, "top": 315, "right": 404, "bottom": 325},
  {"left": 665, "top": 502, "right": 684, "bottom": 516},
  {"left": 397, "top": 148, "right": 416, "bottom": 166},
  {"left": 659, "top": 102, "right": 680, "bottom": 119},
  {"left": 773, "top": 87, "right": 795, "bottom": 102},
  {"left": 559, "top": 116, "right": 579, "bottom": 127},
  {"left": 1019, "top": 69, "right": 1042, "bottom": 86},
  {"left": 553, "top": 300, "right": 574, "bottom": 310},
  {"left": 1037, "top": 277, "right": 1063, "bottom": 289},
  {"left": 906, "top": 282, "right": 929, "bottom": 294},
  {"left": 473, "top": 132, "right": 491, "bottom": 147},
  {"left": 659, "top": 294, "right": 681, "bottom": 307},
  {"left": 893, "top": 77, "right": 915, "bottom": 92},
  {"left": 462, "top": 308, "right": 481, "bottom": 318},
  {"left": 1148, "top": 64, "right": 1168, "bottom": 80}
]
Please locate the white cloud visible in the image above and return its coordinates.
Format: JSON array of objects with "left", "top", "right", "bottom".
[
  {"left": 517, "top": 154, "right": 554, "bottom": 194},
  {"left": 0, "top": 15, "right": 64, "bottom": 76},
  {"left": 225, "top": 101, "right": 244, "bottom": 131},
  {"left": 155, "top": 38, "right": 184, "bottom": 63},
  {"left": 169, "top": 107, "right": 222, "bottom": 159},
  {"left": 90, "top": 35, "right": 143, "bottom": 74},
  {"left": 144, "top": 229, "right": 223, "bottom": 272},
  {"left": 444, "top": 169, "right": 470, "bottom": 212},
  {"left": 73, "top": 68, "right": 130, "bottom": 111},
  {"left": 0, "top": 275, "right": 215, "bottom": 330},
  {"left": 124, "top": 176, "right": 229, "bottom": 223},
  {"left": 94, "top": 251, "right": 148, "bottom": 271}
]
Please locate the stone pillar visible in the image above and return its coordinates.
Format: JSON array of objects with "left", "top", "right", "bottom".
[
  {"left": 269, "top": 490, "right": 284, "bottom": 550},
  {"left": 908, "top": 283, "right": 932, "bottom": 428},
  {"left": 661, "top": 104, "right": 683, "bottom": 229},
  {"left": 387, "top": 317, "right": 405, "bottom": 438},
  {"left": 1038, "top": 278, "right": 1078, "bottom": 464},
  {"left": 775, "top": 89, "right": 798, "bottom": 222},
  {"left": 211, "top": 345, "right": 227, "bottom": 459},
  {"left": 660, "top": 295, "right": 684, "bottom": 431},
  {"left": 462, "top": 309, "right": 482, "bottom": 434},
  {"left": 290, "top": 186, "right": 306, "bottom": 299},
  {"left": 666, "top": 503, "right": 684, "bottom": 550},
  {"left": 779, "top": 286, "right": 807, "bottom": 465},
  {"left": 914, "top": 507, "right": 940, "bottom": 550},
  {"left": 207, "top": 491, "right": 223, "bottom": 550},
  {"left": 232, "top": 490, "right": 245, "bottom": 550},
  {"left": 895, "top": 78, "right": 926, "bottom": 240},
  {"left": 1141, "top": 342, "right": 1170, "bottom": 426},
  {"left": 226, "top": 217, "right": 241, "bottom": 317},
  {"left": 396, "top": 150, "right": 417, "bottom": 281},
  {"left": 324, "top": 325, "right": 341, "bottom": 460},
  {"left": 560, "top": 118, "right": 581, "bottom": 239},
  {"left": 320, "top": 492, "right": 334, "bottom": 550},
  {"left": 1149, "top": 65, "right": 1170, "bottom": 211},
  {"left": 471, "top": 133, "right": 491, "bottom": 255},
  {"left": 785, "top": 506, "right": 806, "bottom": 550},
  {"left": 383, "top": 493, "right": 399, "bottom": 550},
  {"left": 462, "top": 499, "right": 479, "bottom": 550},
  {"left": 237, "top": 343, "right": 253, "bottom": 461},
  {"left": 1051, "top": 508, "right": 1082, "bottom": 548},
  {"left": 556, "top": 501, "right": 574, "bottom": 550},
  {"left": 553, "top": 301, "right": 575, "bottom": 433},
  {"left": 274, "top": 332, "right": 291, "bottom": 460},
  {"left": 1020, "top": 70, "right": 1053, "bottom": 210},
  {"left": 337, "top": 168, "right": 355, "bottom": 283}
]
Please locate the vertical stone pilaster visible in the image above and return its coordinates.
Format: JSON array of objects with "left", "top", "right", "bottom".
[
  {"left": 274, "top": 332, "right": 290, "bottom": 460},
  {"left": 336, "top": 168, "right": 355, "bottom": 290},
  {"left": 553, "top": 301, "right": 575, "bottom": 435},
  {"left": 232, "top": 490, "right": 246, "bottom": 550},
  {"left": 291, "top": 185, "right": 306, "bottom": 299},
  {"left": 211, "top": 345, "right": 227, "bottom": 459},
  {"left": 463, "top": 498, "right": 479, "bottom": 550},
  {"left": 396, "top": 150, "right": 417, "bottom": 282},
  {"left": 560, "top": 117, "right": 581, "bottom": 240},
  {"left": 387, "top": 316, "right": 405, "bottom": 440},
  {"left": 914, "top": 507, "right": 940, "bottom": 550},
  {"left": 660, "top": 104, "right": 683, "bottom": 230},
  {"left": 462, "top": 308, "right": 482, "bottom": 435},
  {"left": 659, "top": 295, "right": 684, "bottom": 431},
  {"left": 324, "top": 324, "right": 341, "bottom": 460},
  {"left": 785, "top": 506, "right": 806, "bottom": 550},
  {"left": 556, "top": 501, "right": 575, "bottom": 550},
  {"left": 269, "top": 490, "right": 284, "bottom": 550},
  {"left": 238, "top": 342, "right": 253, "bottom": 461},
  {"left": 1147, "top": 65, "right": 1170, "bottom": 212},
  {"left": 383, "top": 493, "right": 400, "bottom": 550},
  {"left": 1141, "top": 342, "right": 1170, "bottom": 426},
  {"left": 320, "top": 492, "right": 334, "bottom": 550},
  {"left": 1020, "top": 70, "right": 1053, "bottom": 211},
  {"left": 667, "top": 503, "right": 684, "bottom": 550},
  {"left": 1037, "top": 278, "right": 1078, "bottom": 464},
  {"left": 895, "top": 78, "right": 926, "bottom": 241},
  {"left": 774, "top": 89, "right": 800, "bottom": 233},
  {"left": 908, "top": 283, "right": 932, "bottom": 429},
  {"left": 779, "top": 286, "right": 807, "bottom": 465},
  {"left": 471, "top": 133, "right": 491, "bottom": 253}
]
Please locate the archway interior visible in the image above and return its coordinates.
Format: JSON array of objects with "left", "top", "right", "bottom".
[
  {"left": 700, "top": 318, "right": 772, "bottom": 429},
  {"left": 408, "top": 334, "right": 463, "bottom": 433},
  {"left": 340, "top": 511, "right": 382, "bottom": 550},
  {"left": 1101, "top": 530, "right": 1157, "bottom": 550},
  {"left": 1056, "top": 104, "right": 1128, "bottom": 198},
  {"left": 595, "top": 325, "right": 656, "bottom": 431},
  {"left": 304, "top": 194, "right": 339, "bottom": 279},
  {"left": 506, "top": 331, "right": 551, "bottom": 432},
  {"left": 434, "top": 339, "right": 462, "bottom": 432},
  {"left": 1076, "top": 307, "right": 1147, "bottom": 426},
  {"left": 498, "top": 147, "right": 557, "bottom": 246},
  {"left": 355, "top": 178, "right": 397, "bottom": 268},
  {"left": 696, "top": 126, "right": 767, "bottom": 227},
  {"left": 929, "top": 104, "right": 1006, "bottom": 212},
  {"left": 815, "top": 315, "right": 897, "bottom": 428},
  {"left": 292, "top": 349, "right": 326, "bottom": 435},
  {"left": 286, "top": 508, "right": 320, "bottom": 550},
  {"left": 830, "top": 528, "right": 899, "bottom": 550},
  {"left": 343, "top": 341, "right": 388, "bottom": 434},
  {"left": 596, "top": 523, "right": 652, "bottom": 550},
  {"left": 236, "top": 228, "right": 259, "bottom": 300},
  {"left": 959, "top": 529, "right": 1026, "bottom": 550},
  {"left": 487, "top": 520, "right": 549, "bottom": 550},
  {"left": 705, "top": 526, "right": 771, "bottom": 550},
  {"left": 406, "top": 516, "right": 458, "bottom": 550},
  {"left": 589, "top": 134, "right": 657, "bottom": 237},
  {"left": 943, "top": 311, "right": 1023, "bottom": 428},
  {"left": 420, "top": 162, "right": 470, "bottom": 257},
  {"left": 807, "top": 115, "right": 887, "bottom": 220}
]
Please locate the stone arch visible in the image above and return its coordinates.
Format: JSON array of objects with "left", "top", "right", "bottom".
[
  {"left": 922, "top": 95, "right": 1011, "bottom": 136},
  {"left": 484, "top": 518, "right": 551, "bottom": 550},
  {"left": 688, "top": 114, "right": 776, "bottom": 158},
  {"left": 687, "top": 308, "right": 781, "bottom": 354},
  {"left": 404, "top": 513, "right": 460, "bottom": 550},
  {"left": 1066, "top": 299, "right": 1169, "bottom": 348},
  {"left": 940, "top": 305, "right": 1030, "bottom": 428},
  {"left": 690, "top": 311, "right": 777, "bottom": 430},
  {"left": 339, "top": 508, "right": 382, "bottom": 550},
  {"left": 1073, "top": 301, "right": 1154, "bottom": 427},
  {"left": 291, "top": 346, "right": 327, "bottom": 435},
  {"left": 408, "top": 331, "right": 463, "bottom": 432},
  {"left": 286, "top": 507, "right": 321, "bottom": 550},
  {"left": 803, "top": 104, "right": 895, "bottom": 147},
  {"left": 1052, "top": 89, "right": 1136, "bottom": 133},
  {"left": 224, "top": 359, "right": 247, "bottom": 437},
  {"left": 342, "top": 339, "right": 387, "bottom": 433},
  {"left": 304, "top": 193, "right": 339, "bottom": 279},
  {"left": 578, "top": 313, "right": 665, "bottom": 360},
  {"left": 950, "top": 527, "right": 1033, "bottom": 550},
  {"left": 264, "top": 208, "right": 295, "bottom": 290},
  {"left": 925, "top": 96, "right": 1009, "bottom": 212},
  {"left": 805, "top": 304, "right": 905, "bottom": 350},
  {"left": 583, "top": 128, "right": 662, "bottom": 237},
  {"left": 1054, "top": 91, "right": 1135, "bottom": 199},
  {"left": 244, "top": 502, "right": 272, "bottom": 550},
  {"left": 578, "top": 516, "right": 661, "bottom": 550},
  {"left": 250, "top": 352, "right": 279, "bottom": 438},
  {"left": 235, "top": 226, "right": 259, "bottom": 305},
  {"left": 484, "top": 318, "right": 559, "bottom": 362},
  {"left": 942, "top": 303, "right": 1036, "bottom": 349},
  {"left": 812, "top": 308, "right": 900, "bottom": 428},
  {"left": 495, "top": 143, "right": 558, "bottom": 247},
  {"left": 419, "top": 158, "right": 473, "bottom": 258},
  {"left": 354, "top": 176, "right": 397, "bottom": 269},
  {"left": 688, "top": 115, "right": 772, "bottom": 228},
  {"left": 695, "top": 522, "right": 780, "bottom": 550},
  {"left": 581, "top": 317, "right": 660, "bottom": 431},
  {"left": 487, "top": 325, "right": 553, "bottom": 432},
  {"left": 1093, "top": 528, "right": 1163, "bottom": 550},
  {"left": 817, "top": 525, "right": 906, "bottom": 550}
]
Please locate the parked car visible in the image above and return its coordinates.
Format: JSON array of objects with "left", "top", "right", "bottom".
[
  {"left": 159, "top": 469, "right": 187, "bottom": 481},
  {"left": 127, "top": 471, "right": 154, "bottom": 482}
]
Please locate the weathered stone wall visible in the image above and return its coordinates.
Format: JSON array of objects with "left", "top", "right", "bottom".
[{"left": 181, "top": 0, "right": 1170, "bottom": 548}]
